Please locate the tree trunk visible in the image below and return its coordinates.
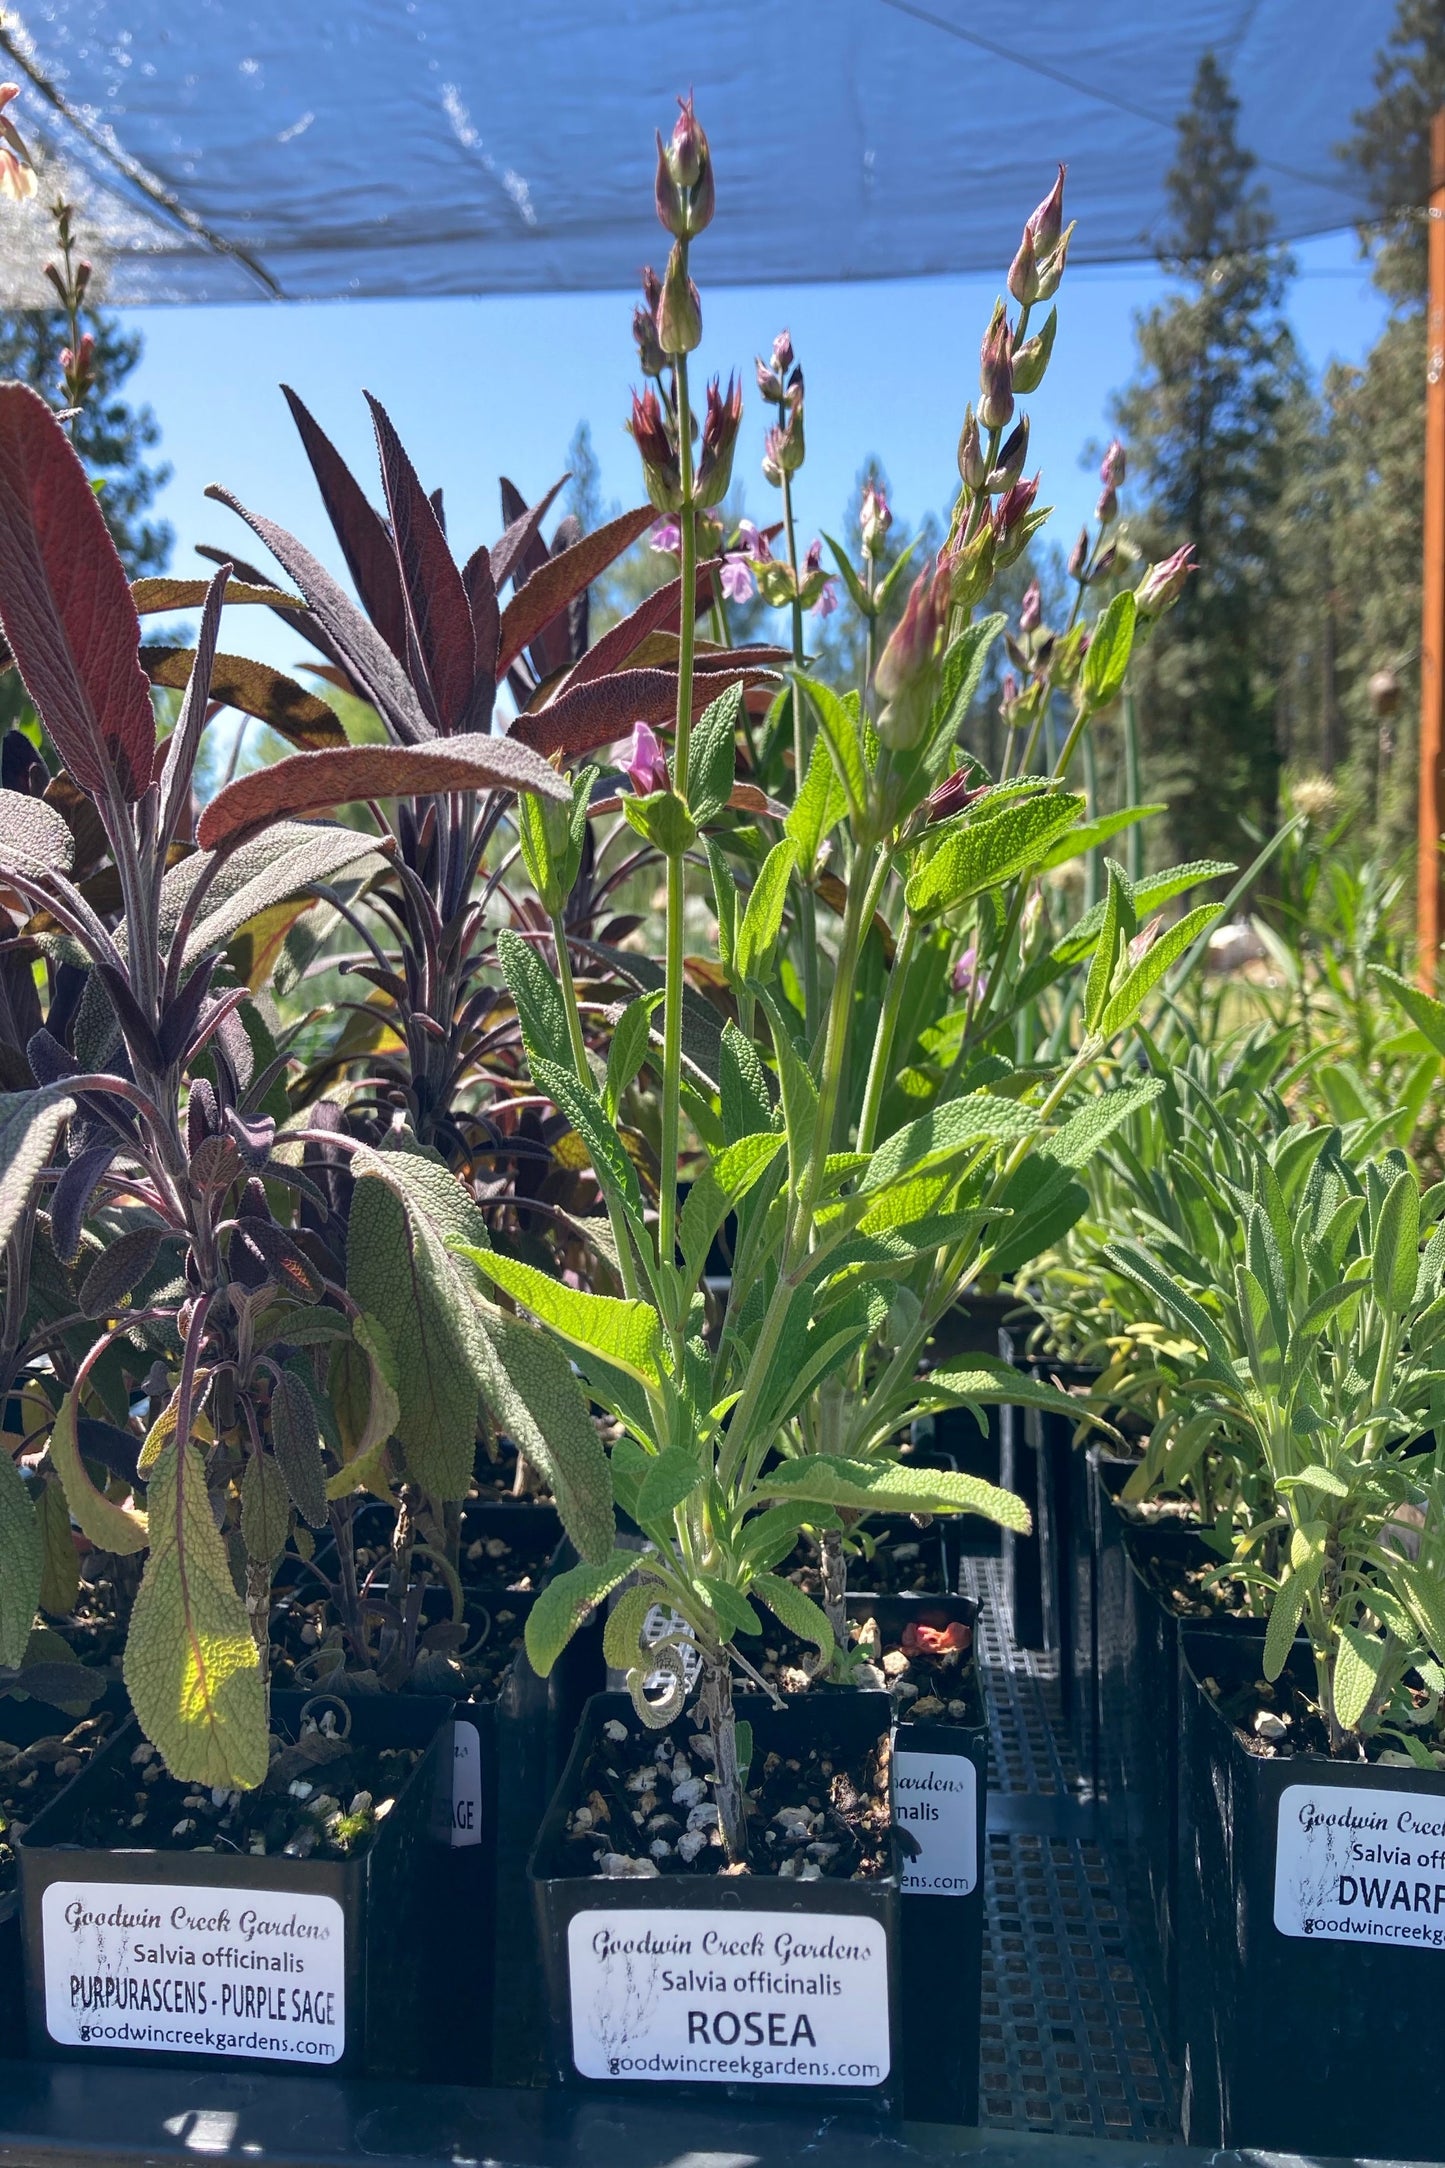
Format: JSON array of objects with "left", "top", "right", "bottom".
[{"left": 699, "top": 1650, "right": 748, "bottom": 1865}]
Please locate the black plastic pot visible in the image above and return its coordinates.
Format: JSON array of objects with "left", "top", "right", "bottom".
[
  {"left": 847, "top": 1593, "right": 986, "bottom": 2126},
  {"left": 1177, "top": 1626, "right": 1445, "bottom": 2156},
  {"left": 1, "top": 1684, "right": 127, "bottom": 2062},
  {"left": 997, "top": 1332, "right": 1102, "bottom": 1662},
  {"left": 925, "top": 1295, "right": 1037, "bottom": 1559},
  {"left": 480, "top": 1582, "right": 602, "bottom": 2089},
  {"left": 1094, "top": 1461, "right": 1282, "bottom": 2051},
  {"left": 529, "top": 1689, "right": 900, "bottom": 2107},
  {"left": 18, "top": 1690, "right": 449, "bottom": 2079}
]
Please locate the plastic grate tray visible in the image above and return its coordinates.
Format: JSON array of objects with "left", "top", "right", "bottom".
[{"left": 963, "top": 1556, "right": 1180, "bottom": 2142}]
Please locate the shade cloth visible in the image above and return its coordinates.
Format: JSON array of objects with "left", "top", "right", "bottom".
[{"left": 0, "top": 0, "right": 1391, "bottom": 306}]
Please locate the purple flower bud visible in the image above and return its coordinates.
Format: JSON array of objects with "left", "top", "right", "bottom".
[
  {"left": 978, "top": 301, "right": 1014, "bottom": 433},
  {"left": 991, "top": 473, "right": 1039, "bottom": 544},
  {"left": 1099, "top": 438, "right": 1127, "bottom": 490},
  {"left": 1008, "top": 223, "right": 1038, "bottom": 307},
  {"left": 1027, "top": 166, "right": 1066, "bottom": 257},
  {"left": 926, "top": 767, "right": 987, "bottom": 825},
  {"left": 649, "top": 517, "right": 682, "bottom": 555},
  {"left": 656, "top": 241, "right": 702, "bottom": 356},
  {"left": 957, "top": 406, "right": 987, "bottom": 491},
  {"left": 811, "top": 580, "right": 839, "bottom": 618},
  {"left": 1125, "top": 914, "right": 1163, "bottom": 968},
  {"left": 628, "top": 387, "right": 683, "bottom": 511},
  {"left": 656, "top": 95, "right": 714, "bottom": 238},
  {"left": 1095, "top": 485, "right": 1118, "bottom": 526},
  {"left": 771, "top": 330, "right": 794, "bottom": 378},
  {"left": 860, "top": 481, "right": 892, "bottom": 558},
  {"left": 1009, "top": 306, "right": 1057, "bottom": 395},
  {"left": 986, "top": 415, "right": 1030, "bottom": 495},
  {"left": 951, "top": 945, "right": 988, "bottom": 1000},
  {"left": 876, "top": 558, "right": 951, "bottom": 750},
  {"left": 1034, "top": 220, "right": 1075, "bottom": 302},
  {"left": 763, "top": 387, "right": 804, "bottom": 483},
  {"left": 633, "top": 271, "right": 667, "bottom": 377},
  {"left": 1088, "top": 542, "right": 1117, "bottom": 586},
  {"left": 624, "top": 720, "right": 670, "bottom": 796},
  {"left": 1068, "top": 527, "right": 1090, "bottom": 582},
  {"left": 696, "top": 373, "right": 743, "bottom": 508},
  {"left": 1135, "top": 542, "right": 1196, "bottom": 617},
  {"left": 1019, "top": 582, "right": 1041, "bottom": 635}
]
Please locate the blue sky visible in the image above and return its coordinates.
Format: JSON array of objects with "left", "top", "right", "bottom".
[{"left": 118, "top": 227, "right": 1386, "bottom": 673}]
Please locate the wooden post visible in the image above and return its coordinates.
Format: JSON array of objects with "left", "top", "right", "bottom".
[{"left": 1418, "top": 110, "right": 1445, "bottom": 988}]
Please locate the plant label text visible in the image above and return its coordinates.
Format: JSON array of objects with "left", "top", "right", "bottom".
[
  {"left": 566, "top": 1908, "right": 889, "bottom": 2085},
  {"left": 1274, "top": 1783, "right": 1445, "bottom": 1947},
  {"left": 41, "top": 1880, "right": 347, "bottom": 2061}
]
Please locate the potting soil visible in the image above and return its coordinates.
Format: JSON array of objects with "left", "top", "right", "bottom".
[
  {"left": 55, "top": 1716, "right": 422, "bottom": 1864},
  {"left": 554, "top": 1707, "right": 892, "bottom": 1880},
  {"left": 0, "top": 1712, "right": 120, "bottom": 1898}
]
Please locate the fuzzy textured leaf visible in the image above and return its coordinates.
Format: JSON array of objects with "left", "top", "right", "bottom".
[
  {"left": 0, "top": 789, "right": 75, "bottom": 878},
  {"left": 758, "top": 1454, "right": 1032, "bottom": 1532},
  {"left": 205, "top": 484, "right": 434, "bottom": 745},
  {"left": 144, "top": 647, "right": 346, "bottom": 751},
  {"left": 46, "top": 1388, "right": 148, "bottom": 1555},
  {"left": 124, "top": 1440, "right": 267, "bottom": 1789},
  {"left": 270, "top": 1368, "right": 328, "bottom": 1528},
  {"left": 197, "top": 735, "right": 565, "bottom": 851},
  {"left": 906, "top": 793, "right": 1086, "bottom": 922},
  {"left": 864, "top": 1094, "right": 1036, "bottom": 1191},
  {"left": 752, "top": 1572, "right": 834, "bottom": 1665},
  {"left": 465, "top": 1303, "right": 615, "bottom": 1564},
  {"left": 1081, "top": 591, "right": 1136, "bottom": 709},
  {"left": 498, "top": 507, "right": 653, "bottom": 674},
  {"left": 0, "top": 1087, "right": 74, "bottom": 1250},
  {"left": 241, "top": 1450, "right": 291, "bottom": 1565},
  {"left": 0, "top": 384, "right": 154, "bottom": 799},
  {"left": 77, "top": 1231, "right": 161, "bottom": 1309},
  {"left": 466, "top": 1249, "right": 662, "bottom": 1388},
  {"left": 1333, "top": 1626, "right": 1388, "bottom": 1734},
  {"left": 0, "top": 1450, "right": 40, "bottom": 1670},
  {"left": 346, "top": 1146, "right": 491, "bottom": 1501},
  {"left": 1097, "top": 905, "right": 1221, "bottom": 1037},
  {"left": 525, "top": 1550, "right": 636, "bottom": 1678}
]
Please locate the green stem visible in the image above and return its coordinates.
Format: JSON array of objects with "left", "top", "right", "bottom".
[
  {"left": 781, "top": 466, "right": 820, "bottom": 1040},
  {"left": 1122, "top": 683, "right": 1143, "bottom": 883},
  {"left": 1052, "top": 696, "right": 1093, "bottom": 784},
  {"left": 550, "top": 911, "right": 641, "bottom": 1301},
  {"left": 857, "top": 911, "right": 915, "bottom": 1155},
  {"left": 658, "top": 345, "right": 697, "bottom": 1272},
  {"left": 719, "top": 859, "right": 876, "bottom": 1486}
]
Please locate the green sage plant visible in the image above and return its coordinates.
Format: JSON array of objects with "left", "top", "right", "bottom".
[
  {"left": 439, "top": 100, "right": 1217, "bottom": 1866},
  {"left": 1107, "top": 1137, "right": 1445, "bottom": 1755}
]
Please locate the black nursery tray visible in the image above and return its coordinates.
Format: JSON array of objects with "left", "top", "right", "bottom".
[{"left": 0, "top": 2057, "right": 1412, "bottom": 2168}]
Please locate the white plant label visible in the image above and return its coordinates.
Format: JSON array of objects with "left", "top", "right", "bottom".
[
  {"left": 566, "top": 1908, "right": 890, "bottom": 2085},
  {"left": 1274, "top": 1783, "right": 1445, "bottom": 1947},
  {"left": 894, "top": 1748, "right": 979, "bottom": 1895},
  {"left": 450, "top": 1720, "right": 483, "bottom": 1849},
  {"left": 41, "top": 1881, "right": 347, "bottom": 2061}
]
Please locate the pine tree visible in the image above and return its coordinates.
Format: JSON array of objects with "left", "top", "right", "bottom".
[
  {"left": 1304, "top": 0, "right": 1445, "bottom": 856},
  {"left": 1111, "top": 54, "right": 1303, "bottom": 870},
  {"left": 0, "top": 305, "right": 172, "bottom": 577}
]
